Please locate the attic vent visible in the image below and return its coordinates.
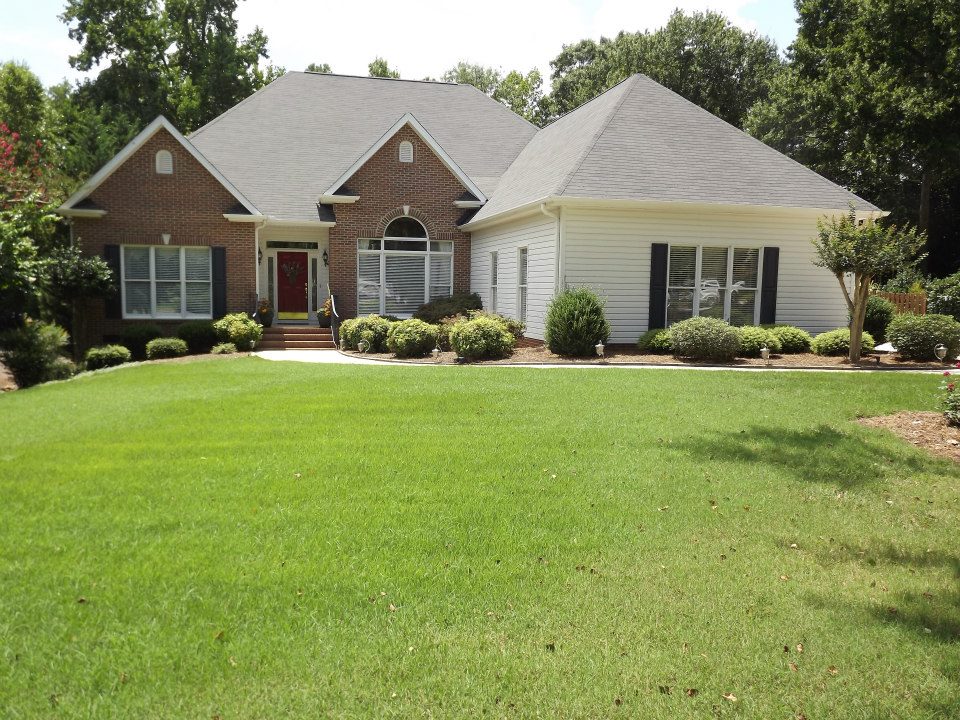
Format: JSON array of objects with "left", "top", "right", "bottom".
[
  {"left": 399, "top": 141, "right": 413, "bottom": 163},
  {"left": 155, "top": 150, "right": 173, "bottom": 175}
]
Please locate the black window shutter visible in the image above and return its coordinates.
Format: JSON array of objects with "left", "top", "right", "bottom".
[
  {"left": 212, "top": 247, "right": 227, "bottom": 318},
  {"left": 759, "top": 247, "right": 779, "bottom": 325},
  {"left": 648, "top": 243, "right": 669, "bottom": 329},
  {"left": 103, "top": 245, "right": 122, "bottom": 319}
]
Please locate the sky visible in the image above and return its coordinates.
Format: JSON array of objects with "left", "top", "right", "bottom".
[{"left": 2, "top": 0, "right": 799, "bottom": 89}]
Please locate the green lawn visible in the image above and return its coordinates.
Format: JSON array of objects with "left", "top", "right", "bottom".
[{"left": 1, "top": 359, "right": 958, "bottom": 718}]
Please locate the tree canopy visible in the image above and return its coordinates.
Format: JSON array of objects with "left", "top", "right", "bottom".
[
  {"left": 306, "top": 62, "right": 331, "bottom": 73},
  {"left": 441, "top": 62, "right": 543, "bottom": 124},
  {"left": 368, "top": 57, "right": 400, "bottom": 79}
]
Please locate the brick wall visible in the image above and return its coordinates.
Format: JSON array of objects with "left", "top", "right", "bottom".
[
  {"left": 328, "top": 125, "right": 472, "bottom": 317},
  {"left": 72, "top": 127, "right": 256, "bottom": 348}
]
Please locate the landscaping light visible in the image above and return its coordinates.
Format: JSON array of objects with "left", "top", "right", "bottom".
[
  {"left": 761, "top": 346, "right": 770, "bottom": 365},
  {"left": 358, "top": 340, "right": 366, "bottom": 353},
  {"left": 936, "top": 344, "right": 948, "bottom": 362},
  {"left": 248, "top": 339, "right": 255, "bottom": 351},
  {"left": 432, "top": 347, "right": 441, "bottom": 363},
  {"left": 595, "top": 342, "right": 605, "bottom": 358}
]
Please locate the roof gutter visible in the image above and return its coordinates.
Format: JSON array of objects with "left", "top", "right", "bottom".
[{"left": 540, "top": 202, "right": 563, "bottom": 293}]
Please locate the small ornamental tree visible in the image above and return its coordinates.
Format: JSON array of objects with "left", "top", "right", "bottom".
[
  {"left": 812, "top": 205, "right": 925, "bottom": 362},
  {"left": 42, "top": 244, "right": 115, "bottom": 357}
]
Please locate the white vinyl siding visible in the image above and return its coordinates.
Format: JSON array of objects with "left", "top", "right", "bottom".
[{"left": 121, "top": 245, "right": 211, "bottom": 319}]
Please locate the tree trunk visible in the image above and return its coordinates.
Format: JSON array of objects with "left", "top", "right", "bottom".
[
  {"left": 848, "top": 275, "right": 871, "bottom": 364},
  {"left": 919, "top": 168, "right": 932, "bottom": 232}
]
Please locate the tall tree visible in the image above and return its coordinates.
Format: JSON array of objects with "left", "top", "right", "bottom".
[
  {"left": 305, "top": 62, "right": 331, "bottom": 73},
  {"left": 442, "top": 62, "right": 500, "bottom": 94},
  {"left": 368, "top": 57, "right": 400, "bottom": 79},
  {"left": 546, "top": 10, "right": 782, "bottom": 127},
  {"left": 441, "top": 62, "right": 544, "bottom": 124},
  {"left": 0, "top": 62, "right": 47, "bottom": 148}
]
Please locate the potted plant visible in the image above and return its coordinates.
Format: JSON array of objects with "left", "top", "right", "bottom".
[
  {"left": 319, "top": 297, "right": 333, "bottom": 328},
  {"left": 257, "top": 297, "right": 274, "bottom": 327}
]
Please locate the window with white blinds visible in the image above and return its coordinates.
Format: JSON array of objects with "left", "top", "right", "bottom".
[
  {"left": 357, "top": 229, "right": 453, "bottom": 316},
  {"left": 517, "top": 247, "right": 528, "bottom": 323},
  {"left": 121, "top": 246, "right": 212, "bottom": 318},
  {"left": 666, "top": 245, "right": 761, "bottom": 326}
]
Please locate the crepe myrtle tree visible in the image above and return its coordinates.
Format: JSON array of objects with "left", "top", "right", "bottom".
[{"left": 813, "top": 204, "right": 925, "bottom": 362}]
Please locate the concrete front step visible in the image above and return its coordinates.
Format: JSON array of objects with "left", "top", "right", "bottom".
[
  {"left": 263, "top": 326, "right": 332, "bottom": 336},
  {"left": 258, "top": 340, "right": 337, "bottom": 350}
]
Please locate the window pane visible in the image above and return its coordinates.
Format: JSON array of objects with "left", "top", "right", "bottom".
[
  {"left": 358, "top": 239, "right": 381, "bottom": 251},
  {"left": 124, "top": 282, "right": 151, "bottom": 315},
  {"left": 384, "top": 239, "right": 427, "bottom": 252},
  {"left": 429, "top": 255, "right": 452, "bottom": 301},
  {"left": 186, "top": 283, "right": 211, "bottom": 315},
  {"left": 700, "top": 247, "right": 728, "bottom": 286},
  {"left": 668, "top": 246, "right": 695, "bottom": 287},
  {"left": 667, "top": 289, "right": 694, "bottom": 325},
  {"left": 490, "top": 252, "right": 498, "bottom": 285},
  {"left": 155, "top": 282, "right": 182, "bottom": 314},
  {"left": 184, "top": 248, "right": 210, "bottom": 281},
  {"left": 699, "top": 288, "right": 726, "bottom": 318},
  {"left": 519, "top": 248, "right": 528, "bottom": 285},
  {"left": 123, "top": 246, "right": 150, "bottom": 280},
  {"left": 430, "top": 241, "right": 453, "bottom": 252},
  {"left": 518, "top": 287, "right": 527, "bottom": 322},
  {"left": 730, "top": 289, "right": 757, "bottom": 326},
  {"left": 384, "top": 217, "right": 427, "bottom": 238},
  {"left": 491, "top": 287, "right": 497, "bottom": 314},
  {"left": 385, "top": 255, "right": 425, "bottom": 316},
  {"left": 154, "top": 247, "right": 181, "bottom": 281},
  {"left": 358, "top": 253, "right": 381, "bottom": 314},
  {"left": 732, "top": 248, "right": 759, "bottom": 288}
]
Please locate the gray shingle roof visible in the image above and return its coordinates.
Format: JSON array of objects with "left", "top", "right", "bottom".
[
  {"left": 472, "top": 74, "right": 879, "bottom": 223},
  {"left": 189, "top": 72, "right": 538, "bottom": 221}
]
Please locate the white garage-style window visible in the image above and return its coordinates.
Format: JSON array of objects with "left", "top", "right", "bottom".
[
  {"left": 357, "top": 217, "right": 453, "bottom": 316},
  {"left": 666, "top": 245, "right": 761, "bottom": 326},
  {"left": 121, "top": 245, "right": 212, "bottom": 318},
  {"left": 155, "top": 149, "right": 173, "bottom": 174}
]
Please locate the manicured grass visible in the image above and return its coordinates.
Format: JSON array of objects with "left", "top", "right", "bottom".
[{"left": 1, "top": 359, "right": 958, "bottom": 718}]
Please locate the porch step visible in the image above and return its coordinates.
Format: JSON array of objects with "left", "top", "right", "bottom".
[
  {"left": 259, "top": 325, "right": 335, "bottom": 350},
  {"left": 262, "top": 326, "right": 331, "bottom": 336},
  {"left": 258, "top": 339, "right": 337, "bottom": 350}
]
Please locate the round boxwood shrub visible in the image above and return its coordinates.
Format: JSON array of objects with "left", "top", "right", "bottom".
[
  {"left": 765, "top": 325, "right": 812, "bottom": 354},
  {"left": 469, "top": 310, "right": 525, "bottom": 340},
  {"left": 386, "top": 319, "right": 438, "bottom": 358},
  {"left": 927, "top": 272, "right": 960, "bottom": 321},
  {"left": 211, "top": 342, "right": 238, "bottom": 354},
  {"left": 48, "top": 356, "right": 77, "bottom": 380},
  {"left": 545, "top": 288, "right": 611, "bottom": 357},
  {"left": 636, "top": 328, "right": 672, "bottom": 354},
  {"left": 339, "top": 315, "right": 393, "bottom": 352},
  {"left": 810, "top": 328, "right": 876, "bottom": 356},
  {"left": 145, "top": 337, "right": 188, "bottom": 360},
  {"left": 450, "top": 316, "right": 515, "bottom": 360},
  {"left": 213, "top": 313, "right": 263, "bottom": 349},
  {"left": 669, "top": 317, "right": 741, "bottom": 361},
  {"left": 121, "top": 323, "right": 162, "bottom": 360},
  {"left": 84, "top": 344, "right": 132, "bottom": 370},
  {"left": 886, "top": 313, "right": 960, "bottom": 361},
  {"left": 858, "top": 295, "right": 896, "bottom": 343},
  {"left": 737, "top": 326, "right": 782, "bottom": 357},
  {"left": 176, "top": 320, "right": 218, "bottom": 353}
]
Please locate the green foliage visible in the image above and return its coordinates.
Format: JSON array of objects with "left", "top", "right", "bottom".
[
  {"left": 544, "top": 288, "right": 611, "bottom": 357},
  {"left": 145, "top": 337, "right": 188, "bottom": 360},
  {"left": 213, "top": 313, "right": 263, "bottom": 349},
  {"left": 176, "top": 320, "right": 218, "bottom": 354},
  {"left": 941, "top": 372, "right": 960, "bottom": 426},
  {"left": 668, "top": 317, "right": 741, "bottom": 361},
  {"left": 860, "top": 295, "right": 896, "bottom": 343},
  {"left": 878, "top": 268, "right": 930, "bottom": 294},
  {"left": 442, "top": 62, "right": 544, "bottom": 124},
  {"left": 386, "top": 319, "right": 439, "bottom": 358},
  {"left": 413, "top": 293, "right": 482, "bottom": 324},
  {"left": 368, "top": 57, "right": 400, "bottom": 79},
  {"left": 84, "top": 344, "right": 131, "bottom": 370},
  {"left": 468, "top": 310, "right": 524, "bottom": 340},
  {"left": 339, "top": 315, "right": 393, "bottom": 352},
  {"left": 305, "top": 62, "right": 331, "bottom": 73},
  {"left": 40, "top": 244, "right": 115, "bottom": 335},
  {"left": 120, "top": 323, "right": 162, "bottom": 360},
  {"left": 926, "top": 273, "right": 960, "bottom": 321},
  {"left": 765, "top": 325, "right": 813, "bottom": 354},
  {"left": 450, "top": 316, "right": 515, "bottom": 360},
  {"left": 211, "top": 342, "right": 238, "bottom": 354},
  {"left": 0, "top": 320, "right": 70, "bottom": 387},
  {"left": 636, "top": 328, "right": 672, "bottom": 354},
  {"left": 737, "top": 326, "right": 782, "bottom": 357},
  {"left": 811, "top": 329, "right": 876, "bottom": 357},
  {"left": 0, "top": 62, "right": 46, "bottom": 149},
  {"left": 48, "top": 355, "right": 78, "bottom": 380},
  {"left": 886, "top": 313, "right": 960, "bottom": 361}
]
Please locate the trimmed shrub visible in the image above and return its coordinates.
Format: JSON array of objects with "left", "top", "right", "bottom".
[
  {"left": 927, "top": 273, "right": 960, "bottom": 321},
  {"left": 737, "top": 326, "right": 782, "bottom": 357},
  {"left": 213, "top": 313, "right": 263, "bottom": 349},
  {"left": 669, "top": 317, "right": 741, "bottom": 361},
  {"left": 145, "top": 337, "right": 188, "bottom": 360},
  {"left": 544, "top": 288, "right": 611, "bottom": 357},
  {"left": 469, "top": 310, "right": 525, "bottom": 340},
  {"left": 765, "top": 325, "right": 812, "bottom": 354},
  {"left": 48, "top": 356, "right": 77, "bottom": 380},
  {"left": 121, "top": 323, "right": 162, "bottom": 360},
  {"left": 636, "top": 328, "right": 672, "bottom": 354},
  {"left": 859, "top": 295, "right": 896, "bottom": 343},
  {"left": 886, "top": 313, "right": 960, "bottom": 361},
  {"left": 810, "top": 328, "right": 876, "bottom": 356},
  {"left": 0, "top": 320, "right": 70, "bottom": 388},
  {"left": 414, "top": 293, "right": 483, "bottom": 324},
  {"left": 435, "top": 316, "right": 462, "bottom": 351},
  {"left": 339, "top": 315, "right": 393, "bottom": 352},
  {"left": 84, "top": 344, "right": 132, "bottom": 370},
  {"left": 387, "top": 319, "right": 438, "bottom": 358},
  {"left": 450, "top": 316, "right": 515, "bottom": 360},
  {"left": 176, "top": 320, "right": 218, "bottom": 353},
  {"left": 211, "top": 342, "right": 238, "bottom": 354}
]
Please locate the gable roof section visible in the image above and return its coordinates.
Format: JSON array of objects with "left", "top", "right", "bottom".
[
  {"left": 59, "top": 116, "right": 260, "bottom": 216},
  {"left": 321, "top": 113, "right": 487, "bottom": 203},
  {"left": 471, "top": 74, "right": 880, "bottom": 224},
  {"left": 188, "top": 72, "right": 537, "bottom": 222}
]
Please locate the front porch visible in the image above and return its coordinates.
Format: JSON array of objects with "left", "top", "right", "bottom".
[{"left": 257, "top": 224, "right": 331, "bottom": 326}]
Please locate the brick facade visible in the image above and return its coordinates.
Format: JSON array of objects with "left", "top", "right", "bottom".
[
  {"left": 328, "top": 125, "right": 472, "bottom": 317},
  {"left": 72, "top": 128, "right": 256, "bottom": 348}
]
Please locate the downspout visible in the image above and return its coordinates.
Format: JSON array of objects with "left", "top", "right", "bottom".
[{"left": 540, "top": 202, "right": 562, "bottom": 293}]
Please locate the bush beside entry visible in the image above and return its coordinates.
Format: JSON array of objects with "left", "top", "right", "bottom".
[
  {"left": 413, "top": 294, "right": 482, "bottom": 324},
  {"left": 84, "top": 344, "right": 131, "bottom": 370},
  {"left": 810, "top": 328, "right": 876, "bottom": 356},
  {"left": 213, "top": 313, "right": 263, "bottom": 349},
  {"left": 450, "top": 316, "right": 515, "bottom": 360},
  {"left": 386, "top": 319, "right": 438, "bottom": 358},
  {"left": 176, "top": 320, "right": 218, "bottom": 353},
  {"left": 669, "top": 317, "right": 741, "bottom": 361},
  {"left": 886, "top": 314, "right": 960, "bottom": 361},
  {"left": 211, "top": 342, "right": 238, "bottom": 354},
  {"left": 545, "top": 288, "right": 611, "bottom": 357},
  {"left": 121, "top": 323, "right": 162, "bottom": 360},
  {"left": 145, "top": 338, "right": 188, "bottom": 360},
  {"left": 340, "top": 316, "right": 393, "bottom": 352}
]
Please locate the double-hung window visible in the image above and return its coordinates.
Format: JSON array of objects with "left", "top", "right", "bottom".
[
  {"left": 489, "top": 251, "right": 498, "bottom": 314},
  {"left": 121, "top": 245, "right": 212, "bottom": 318},
  {"left": 666, "top": 245, "right": 761, "bottom": 326},
  {"left": 517, "top": 247, "right": 528, "bottom": 323}
]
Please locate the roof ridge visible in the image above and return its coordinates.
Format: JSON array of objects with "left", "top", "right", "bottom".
[
  {"left": 555, "top": 74, "right": 638, "bottom": 197},
  {"left": 299, "top": 70, "right": 457, "bottom": 86}
]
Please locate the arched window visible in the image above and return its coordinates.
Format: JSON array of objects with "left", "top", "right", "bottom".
[
  {"left": 155, "top": 150, "right": 173, "bottom": 175},
  {"left": 384, "top": 216, "right": 427, "bottom": 238},
  {"left": 398, "top": 140, "right": 413, "bottom": 163}
]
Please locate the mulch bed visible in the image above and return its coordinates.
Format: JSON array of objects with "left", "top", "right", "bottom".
[
  {"left": 859, "top": 411, "right": 960, "bottom": 463},
  {"left": 0, "top": 360, "right": 15, "bottom": 392}
]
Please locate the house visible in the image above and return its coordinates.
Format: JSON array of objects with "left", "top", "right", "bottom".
[{"left": 58, "top": 72, "right": 880, "bottom": 348}]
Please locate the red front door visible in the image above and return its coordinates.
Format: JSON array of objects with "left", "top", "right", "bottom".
[{"left": 276, "top": 251, "right": 309, "bottom": 319}]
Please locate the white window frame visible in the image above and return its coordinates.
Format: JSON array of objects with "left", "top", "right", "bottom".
[
  {"left": 665, "top": 245, "right": 763, "bottom": 326},
  {"left": 120, "top": 245, "right": 213, "bottom": 319},
  {"left": 517, "top": 246, "right": 528, "bottom": 323},
  {"left": 489, "top": 251, "right": 498, "bottom": 314}
]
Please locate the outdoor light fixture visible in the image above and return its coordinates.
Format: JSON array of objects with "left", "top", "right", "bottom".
[
  {"left": 761, "top": 346, "right": 771, "bottom": 366},
  {"left": 322, "top": 250, "right": 329, "bottom": 267},
  {"left": 595, "top": 341, "right": 605, "bottom": 359},
  {"left": 358, "top": 340, "right": 367, "bottom": 353},
  {"left": 432, "top": 347, "right": 441, "bottom": 362},
  {"left": 258, "top": 248, "right": 263, "bottom": 265},
  {"left": 248, "top": 339, "right": 255, "bottom": 351},
  {"left": 935, "top": 343, "right": 948, "bottom": 362}
]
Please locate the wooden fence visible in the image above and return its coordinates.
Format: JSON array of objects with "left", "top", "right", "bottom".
[{"left": 873, "top": 291, "right": 926, "bottom": 315}]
